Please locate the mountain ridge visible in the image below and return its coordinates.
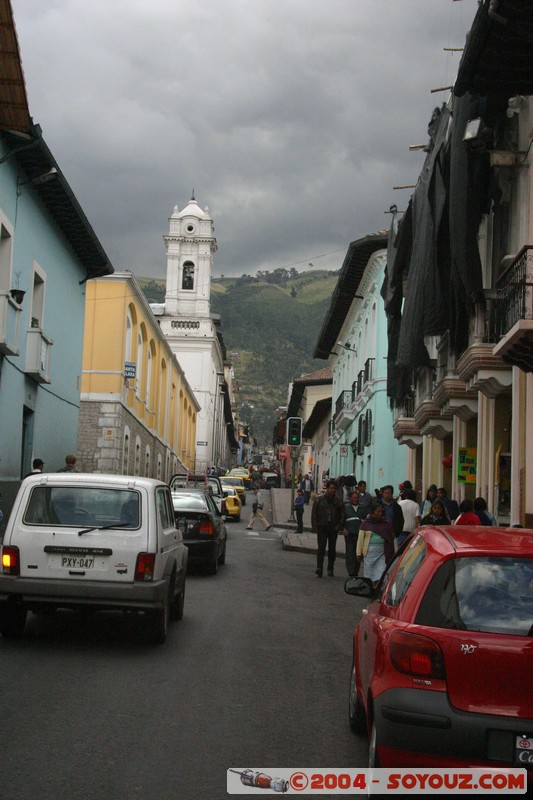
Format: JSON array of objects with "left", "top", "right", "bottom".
[{"left": 138, "top": 269, "right": 337, "bottom": 445}]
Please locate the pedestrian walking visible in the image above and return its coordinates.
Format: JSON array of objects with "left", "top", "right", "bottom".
[
  {"left": 357, "top": 480, "right": 373, "bottom": 509},
  {"left": 420, "top": 484, "right": 438, "bottom": 518},
  {"left": 473, "top": 497, "right": 497, "bottom": 525},
  {"left": 311, "top": 480, "right": 345, "bottom": 578},
  {"left": 420, "top": 499, "right": 449, "bottom": 526},
  {"left": 454, "top": 498, "right": 481, "bottom": 525},
  {"left": 437, "top": 487, "right": 459, "bottom": 521},
  {"left": 397, "top": 488, "right": 421, "bottom": 546},
  {"left": 294, "top": 488, "right": 305, "bottom": 533},
  {"left": 356, "top": 504, "right": 395, "bottom": 587},
  {"left": 246, "top": 488, "right": 271, "bottom": 531},
  {"left": 299, "top": 473, "right": 314, "bottom": 505},
  {"left": 24, "top": 458, "right": 44, "bottom": 478},
  {"left": 342, "top": 488, "right": 366, "bottom": 577},
  {"left": 380, "top": 484, "right": 405, "bottom": 541},
  {"left": 57, "top": 454, "right": 79, "bottom": 473}
]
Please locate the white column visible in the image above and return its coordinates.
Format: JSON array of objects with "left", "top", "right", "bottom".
[
  {"left": 526, "top": 373, "right": 533, "bottom": 527},
  {"left": 476, "top": 393, "right": 495, "bottom": 507},
  {"left": 510, "top": 367, "right": 526, "bottom": 525},
  {"left": 452, "top": 417, "right": 467, "bottom": 503}
]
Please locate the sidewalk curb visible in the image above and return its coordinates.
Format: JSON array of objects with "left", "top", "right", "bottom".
[{"left": 280, "top": 531, "right": 317, "bottom": 554}]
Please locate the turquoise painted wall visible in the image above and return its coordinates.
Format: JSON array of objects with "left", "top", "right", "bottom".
[
  {"left": 0, "top": 145, "right": 88, "bottom": 497},
  {"left": 329, "top": 254, "right": 406, "bottom": 493}
]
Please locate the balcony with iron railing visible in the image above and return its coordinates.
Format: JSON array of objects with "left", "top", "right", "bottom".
[
  {"left": 356, "top": 369, "right": 365, "bottom": 396},
  {"left": 456, "top": 278, "right": 514, "bottom": 397},
  {"left": 25, "top": 326, "right": 53, "bottom": 383},
  {"left": 334, "top": 389, "right": 351, "bottom": 419},
  {"left": 432, "top": 332, "right": 478, "bottom": 421},
  {"left": 493, "top": 245, "right": 533, "bottom": 372},
  {"left": 333, "top": 389, "right": 354, "bottom": 431},
  {"left": 364, "top": 357, "right": 374, "bottom": 384},
  {"left": 0, "top": 291, "right": 22, "bottom": 356},
  {"left": 392, "top": 396, "right": 422, "bottom": 449}
]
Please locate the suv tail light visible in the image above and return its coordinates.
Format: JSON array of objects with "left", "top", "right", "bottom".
[
  {"left": 389, "top": 630, "right": 445, "bottom": 680},
  {"left": 199, "top": 517, "right": 215, "bottom": 535},
  {"left": 134, "top": 552, "right": 155, "bottom": 582},
  {"left": 2, "top": 546, "right": 21, "bottom": 576}
]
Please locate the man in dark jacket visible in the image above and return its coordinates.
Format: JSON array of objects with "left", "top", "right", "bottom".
[
  {"left": 311, "top": 480, "right": 345, "bottom": 577},
  {"left": 342, "top": 488, "right": 367, "bottom": 577},
  {"left": 380, "top": 485, "right": 404, "bottom": 541}
]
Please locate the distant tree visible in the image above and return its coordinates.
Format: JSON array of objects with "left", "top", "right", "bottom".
[{"left": 290, "top": 286, "right": 297, "bottom": 298}]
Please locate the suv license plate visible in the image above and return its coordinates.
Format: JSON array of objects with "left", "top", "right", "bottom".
[
  {"left": 62, "top": 556, "right": 94, "bottom": 569},
  {"left": 515, "top": 735, "right": 533, "bottom": 768}
]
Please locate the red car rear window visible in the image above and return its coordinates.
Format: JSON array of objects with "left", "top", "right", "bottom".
[{"left": 416, "top": 556, "right": 533, "bottom": 637}]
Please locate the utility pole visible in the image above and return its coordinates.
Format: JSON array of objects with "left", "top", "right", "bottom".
[{"left": 287, "top": 446, "right": 296, "bottom": 522}]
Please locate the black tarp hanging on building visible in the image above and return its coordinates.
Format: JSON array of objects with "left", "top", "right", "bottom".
[{"left": 395, "top": 103, "right": 452, "bottom": 368}]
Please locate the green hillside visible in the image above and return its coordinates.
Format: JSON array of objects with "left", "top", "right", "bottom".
[{"left": 139, "top": 270, "right": 337, "bottom": 446}]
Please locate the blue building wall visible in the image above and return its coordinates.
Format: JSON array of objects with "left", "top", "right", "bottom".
[
  {"left": 329, "top": 252, "right": 406, "bottom": 493},
  {"left": 0, "top": 145, "right": 89, "bottom": 512}
]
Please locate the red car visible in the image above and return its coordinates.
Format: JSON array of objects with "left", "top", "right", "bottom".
[{"left": 345, "top": 525, "right": 533, "bottom": 776}]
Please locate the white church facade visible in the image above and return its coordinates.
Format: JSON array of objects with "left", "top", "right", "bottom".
[{"left": 152, "top": 195, "right": 237, "bottom": 471}]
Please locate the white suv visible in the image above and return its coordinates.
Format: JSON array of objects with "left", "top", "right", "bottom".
[{"left": 0, "top": 474, "right": 187, "bottom": 644}]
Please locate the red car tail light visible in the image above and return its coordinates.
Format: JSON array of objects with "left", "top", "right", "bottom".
[
  {"left": 389, "top": 630, "right": 445, "bottom": 680},
  {"left": 2, "top": 546, "right": 20, "bottom": 576},
  {"left": 134, "top": 552, "right": 155, "bottom": 581},
  {"left": 199, "top": 517, "right": 215, "bottom": 535}
]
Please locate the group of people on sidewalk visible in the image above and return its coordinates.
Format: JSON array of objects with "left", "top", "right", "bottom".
[
  {"left": 311, "top": 481, "right": 394, "bottom": 581},
  {"left": 309, "top": 478, "right": 500, "bottom": 584}
]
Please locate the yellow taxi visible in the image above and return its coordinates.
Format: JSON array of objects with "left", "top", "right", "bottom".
[
  {"left": 222, "top": 476, "right": 246, "bottom": 505},
  {"left": 227, "top": 468, "right": 252, "bottom": 489},
  {"left": 221, "top": 485, "right": 242, "bottom": 521}
]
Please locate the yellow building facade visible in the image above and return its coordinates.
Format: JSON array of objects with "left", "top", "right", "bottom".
[{"left": 78, "top": 272, "right": 198, "bottom": 478}]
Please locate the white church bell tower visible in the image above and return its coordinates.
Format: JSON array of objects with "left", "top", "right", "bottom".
[
  {"left": 163, "top": 193, "right": 217, "bottom": 318},
  {"left": 154, "top": 194, "right": 227, "bottom": 472}
]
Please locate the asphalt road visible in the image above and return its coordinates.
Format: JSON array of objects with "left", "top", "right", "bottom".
[{"left": 0, "top": 493, "right": 370, "bottom": 800}]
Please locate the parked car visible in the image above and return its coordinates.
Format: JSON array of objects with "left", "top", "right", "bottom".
[
  {"left": 220, "top": 476, "right": 246, "bottom": 505},
  {"left": 0, "top": 474, "right": 187, "bottom": 644},
  {"left": 345, "top": 524, "right": 533, "bottom": 776},
  {"left": 171, "top": 490, "right": 227, "bottom": 575},
  {"left": 221, "top": 485, "right": 241, "bottom": 521},
  {"left": 227, "top": 468, "right": 252, "bottom": 489},
  {"left": 169, "top": 472, "right": 225, "bottom": 514},
  {"left": 259, "top": 472, "right": 281, "bottom": 489}
]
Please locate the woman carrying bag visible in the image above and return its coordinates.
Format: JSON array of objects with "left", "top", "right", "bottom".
[
  {"left": 356, "top": 504, "right": 395, "bottom": 587},
  {"left": 247, "top": 488, "right": 271, "bottom": 531}
]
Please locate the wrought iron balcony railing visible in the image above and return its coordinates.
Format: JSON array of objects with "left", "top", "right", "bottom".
[
  {"left": 334, "top": 389, "right": 351, "bottom": 420},
  {"left": 364, "top": 357, "right": 374, "bottom": 384},
  {"left": 494, "top": 246, "right": 533, "bottom": 338}
]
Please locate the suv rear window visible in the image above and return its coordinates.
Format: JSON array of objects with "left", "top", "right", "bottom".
[
  {"left": 416, "top": 556, "right": 533, "bottom": 637},
  {"left": 23, "top": 487, "right": 140, "bottom": 529}
]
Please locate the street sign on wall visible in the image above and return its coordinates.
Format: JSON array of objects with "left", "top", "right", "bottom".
[{"left": 340, "top": 445, "right": 349, "bottom": 458}]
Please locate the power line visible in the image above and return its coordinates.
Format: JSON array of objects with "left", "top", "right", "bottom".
[{"left": 268, "top": 247, "right": 347, "bottom": 272}]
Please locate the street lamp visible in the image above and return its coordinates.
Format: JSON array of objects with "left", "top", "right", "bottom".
[{"left": 337, "top": 341, "right": 358, "bottom": 354}]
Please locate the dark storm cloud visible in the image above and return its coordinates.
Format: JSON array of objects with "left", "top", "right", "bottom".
[{"left": 12, "top": 0, "right": 478, "bottom": 277}]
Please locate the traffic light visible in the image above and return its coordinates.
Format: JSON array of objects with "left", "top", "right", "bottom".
[{"left": 287, "top": 417, "right": 302, "bottom": 447}]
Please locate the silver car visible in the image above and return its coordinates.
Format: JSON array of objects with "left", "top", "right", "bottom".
[{"left": 0, "top": 474, "right": 187, "bottom": 644}]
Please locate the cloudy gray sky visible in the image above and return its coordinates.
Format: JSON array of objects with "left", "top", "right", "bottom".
[{"left": 13, "top": 0, "right": 478, "bottom": 278}]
